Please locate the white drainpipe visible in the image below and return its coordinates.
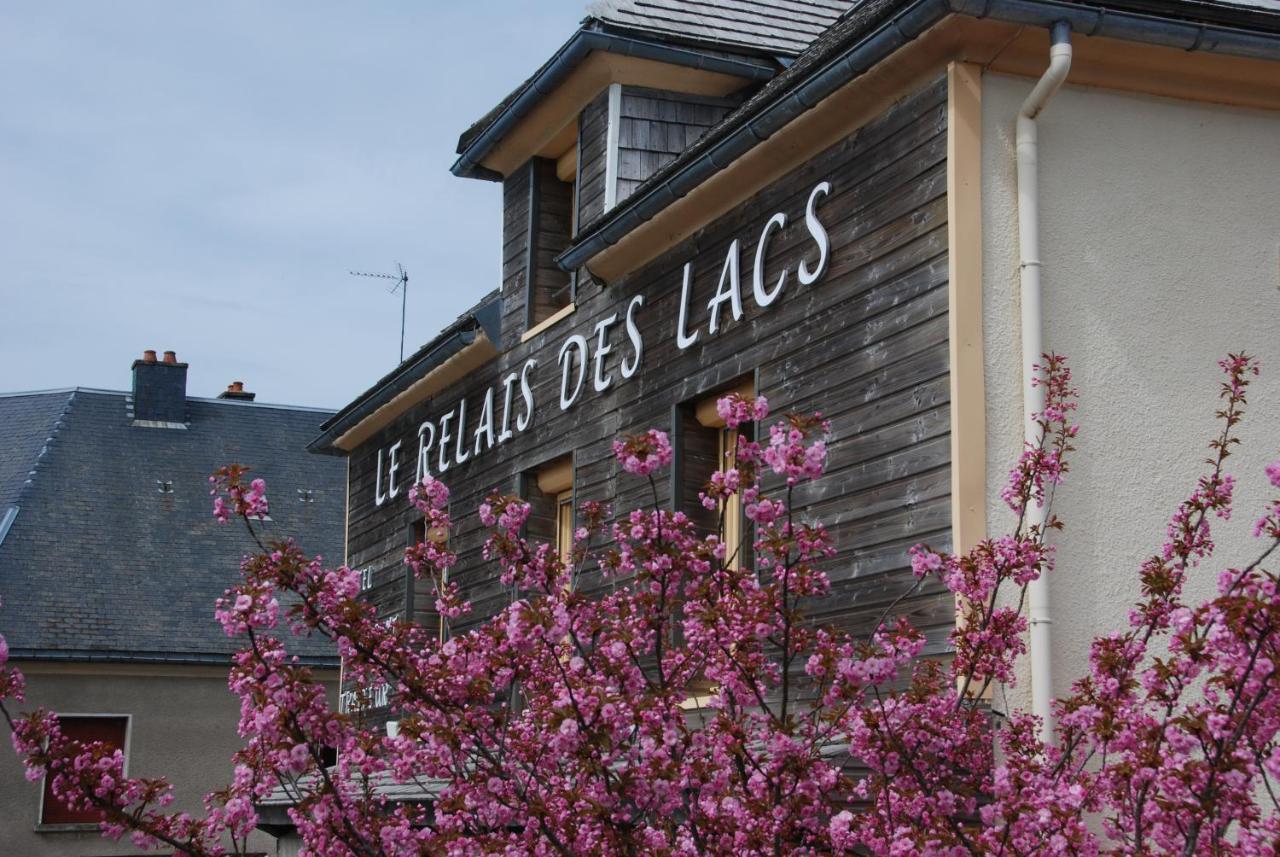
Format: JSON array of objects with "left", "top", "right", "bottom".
[{"left": 1017, "top": 20, "right": 1072, "bottom": 745}]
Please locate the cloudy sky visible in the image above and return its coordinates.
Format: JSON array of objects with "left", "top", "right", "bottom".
[{"left": 0, "top": 1, "right": 587, "bottom": 409}]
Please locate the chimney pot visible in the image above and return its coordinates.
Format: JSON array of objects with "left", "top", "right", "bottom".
[
  {"left": 163, "top": 350, "right": 177, "bottom": 364},
  {"left": 217, "top": 380, "right": 256, "bottom": 402},
  {"left": 143, "top": 349, "right": 157, "bottom": 363}
]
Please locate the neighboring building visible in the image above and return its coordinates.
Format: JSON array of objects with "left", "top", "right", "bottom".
[
  {"left": 281, "top": 0, "right": 1279, "bottom": 842},
  {"left": 0, "top": 351, "right": 344, "bottom": 856}
]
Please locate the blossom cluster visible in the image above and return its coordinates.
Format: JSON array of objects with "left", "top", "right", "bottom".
[{"left": 1, "top": 353, "right": 1278, "bottom": 856}]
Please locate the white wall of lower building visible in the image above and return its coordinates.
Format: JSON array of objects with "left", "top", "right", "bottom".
[{"left": 980, "top": 72, "right": 1280, "bottom": 714}]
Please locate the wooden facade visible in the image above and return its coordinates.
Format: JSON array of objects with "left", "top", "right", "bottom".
[{"left": 341, "top": 73, "right": 953, "bottom": 720}]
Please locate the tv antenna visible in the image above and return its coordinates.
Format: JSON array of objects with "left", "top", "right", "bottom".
[{"left": 349, "top": 263, "right": 409, "bottom": 362}]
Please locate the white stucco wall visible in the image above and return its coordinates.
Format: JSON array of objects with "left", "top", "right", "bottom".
[{"left": 980, "top": 72, "right": 1280, "bottom": 714}]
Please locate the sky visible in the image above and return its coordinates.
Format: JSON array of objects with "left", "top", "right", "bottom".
[{"left": 0, "top": 1, "right": 588, "bottom": 409}]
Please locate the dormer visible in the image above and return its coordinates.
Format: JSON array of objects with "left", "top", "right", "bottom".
[{"left": 452, "top": 1, "right": 846, "bottom": 342}]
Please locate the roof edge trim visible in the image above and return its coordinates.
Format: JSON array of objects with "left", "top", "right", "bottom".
[
  {"left": 309, "top": 297, "right": 503, "bottom": 455},
  {"left": 557, "top": 0, "right": 1280, "bottom": 272},
  {"left": 7, "top": 648, "right": 339, "bottom": 667},
  {"left": 452, "top": 27, "right": 777, "bottom": 180}
]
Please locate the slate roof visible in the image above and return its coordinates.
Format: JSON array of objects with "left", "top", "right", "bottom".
[
  {"left": 587, "top": 0, "right": 851, "bottom": 56},
  {"left": 0, "top": 389, "right": 344, "bottom": 665},
  {"left": 0, "top": 390, "right": 74, "bottom": 510}
]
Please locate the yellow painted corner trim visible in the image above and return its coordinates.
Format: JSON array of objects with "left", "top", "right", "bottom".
[
  {"left": 520, "top": 302, "right": 577, "bottom": 343},
  {"left": 946, "top": 60, "right": 986, "bottom": 557},
  {"left": 947, "top": 60, "right": 987, "bottom": 657}
]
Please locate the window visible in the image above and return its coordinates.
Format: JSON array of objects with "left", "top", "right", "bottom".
[
  {"left": 408, "top": 517, "right": 448, "bottom": 643},
  {"left": 522, "top": 455, "right": 574, "bottom": 569},
  {"left": 674, "top": 379, "right": 757, "bottom": 571},
  {"left": 525, "top": 152, "right": 577, "bottom": 332},
  {"left": 556, "top": 487, "right": 575, "bottom": 568},
  {"left": 39, "top": 715, "right": 129, "bottom": 827}
]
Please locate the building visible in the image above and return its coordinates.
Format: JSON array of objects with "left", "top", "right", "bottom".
[
  {"left": 272, "top": 0, "right": 1280, "bottom": 843},
  {"left": 0, "top": 352, "right": 344, "bottom": 856}
]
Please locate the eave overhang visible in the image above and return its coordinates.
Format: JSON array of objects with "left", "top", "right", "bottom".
[
  {"left": 451, "top": 24, "right": 779, "bottom": 181},
  {"left": 557, "top": 0, "right": 1280, "bottom": 280},
  {"left": 309, "top": 298, "right": 502, "bottom": 456}
]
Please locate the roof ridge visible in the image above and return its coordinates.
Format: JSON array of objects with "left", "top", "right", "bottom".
[{"left": 9, "top": 389, "right": 77, "bottom": 511}]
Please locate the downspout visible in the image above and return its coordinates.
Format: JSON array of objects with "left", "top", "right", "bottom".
[{"left": 1017, "top": 20, "right": 1071, "bottom": 746}]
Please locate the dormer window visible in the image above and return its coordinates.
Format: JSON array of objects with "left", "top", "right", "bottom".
[{"left": 525, "top": 149, "right": 577, "bottom": 332}]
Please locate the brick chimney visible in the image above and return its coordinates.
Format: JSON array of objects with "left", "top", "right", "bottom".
[
  {"left": 217, "top": 381, "right": 256, "bottom": 402},
  {"left": 131, "top": 349, "right": 188, "bottom": 423}
]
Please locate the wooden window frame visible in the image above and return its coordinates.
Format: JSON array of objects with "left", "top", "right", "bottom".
[
  {"left": 524, "top": 131, "right": 580, "bottom": 334},
  {"left": 36, "top": 714, "right": 131, "bottom": 831},
  {"left": 695, "top": 378, "right": 756, "bottom": 572},
  {"left": 408, "top": 517, "right": 448, "bottom": 643},
  {"left": 536, "top": 456, "right": 575, "bottom": 570}
]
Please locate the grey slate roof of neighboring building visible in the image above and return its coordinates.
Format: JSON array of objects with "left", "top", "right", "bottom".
[
  {"left": 0, "top": 390, "right": 74, "bottom": 510},
  {"left": 0, "top": 389, "right": 344, "bottom": 665},
  {"left": 586, "top": 0, "right": 852, "bottom": 56}
]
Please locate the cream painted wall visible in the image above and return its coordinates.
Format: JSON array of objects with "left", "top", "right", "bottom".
[
  {"left": 0, "top": 666, "right": 336, "bottom": 856},
  {"left": 980, "top": 72, "right": 1280, "bottom": 715}
]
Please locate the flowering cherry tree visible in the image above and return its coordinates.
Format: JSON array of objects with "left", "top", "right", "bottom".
[{"left": 2, "top": 353, "right": 1279, "bottom": 855}]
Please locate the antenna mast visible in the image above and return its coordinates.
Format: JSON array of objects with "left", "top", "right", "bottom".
[{"left": 349, "top": 263, "right": 410, "bottom": 362}]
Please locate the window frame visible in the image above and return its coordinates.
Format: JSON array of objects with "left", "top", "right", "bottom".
[
  {"left": 690, "top": 378, "right": 757, "bottom": 572},
  {"left": 523, "top": 138, "right": 580, "bottom": 336},
  {"left": 36, "top": 713, "right": 131, "bottom": 832}
]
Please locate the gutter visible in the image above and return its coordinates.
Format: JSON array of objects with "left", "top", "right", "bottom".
[
  {"left": 556, "top": 0, "right": 1280, "bottom": 273},
  {"left": 451, "top": 27, "right": 778, "bottom": 180},
  {"left": 8, "top": 649, "right": 339, "bottom": 668}
]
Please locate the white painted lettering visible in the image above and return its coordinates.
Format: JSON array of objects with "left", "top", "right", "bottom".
[
  {"left": 517, "top": 359, "right": 537, "bottom": 431},
  {"left": 498, "top": 372, "right": 518, "bottom": 444},
  {"left": 474, "top": 387, "right": 495, "bottom": 456},
  {"left": 453, "top": 397, "right": 470, "bottom": 464},
  {"left": 798, "top": 181, "right": 831, "bottom": 286},
  {"left": 416, "top": 421, "right": 435, "bottom": 481},
  {"left": 707, "top": 238, "right": 743, "bottom": 335},
  {"left": 437, "top": 410, "right": 454, "bottom": 473},
  {"left": 676, "top": 263, "right": 699, "bottom": 351},
  {"left": 374, "top": 447, "right": 387, "bottom": 506},
  {"left": 559, "top": 335, "right": 588, "bottom": 411},
  {"left": 621, "top": 294, "right": 644, "bottom": 379},
  {"left": 387, "top": 440, "right": 403, "bottom": 498},
  {"left": 592, "top": 312, "right": 619, "bottom": 393},
  {"left": 753, "top": 212, "right": 788, "bottom": 307}
]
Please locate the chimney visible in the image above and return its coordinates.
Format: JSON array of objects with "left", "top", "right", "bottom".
[
  {"left": 131, "top": 349, "right": 188, "bottom": 423},
  {"left": 217, "top": 380, "right": 256, "bottom": 402}
]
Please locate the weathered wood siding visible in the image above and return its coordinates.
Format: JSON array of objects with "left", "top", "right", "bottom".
[
  {"left": 500, "top": 166, "right": 531, "bottom": 350},
  {"left": 346, "top": 76, "right": 953, "bottom": 720},
  {"left": 527, "top": 158, "right": 574, "bottom": 326},
  {"left": 575, "top": 88, "right": 612, "bottom": 232},
  {"left": 616, "top": 87, "right": 739, "bottom": 206}
]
